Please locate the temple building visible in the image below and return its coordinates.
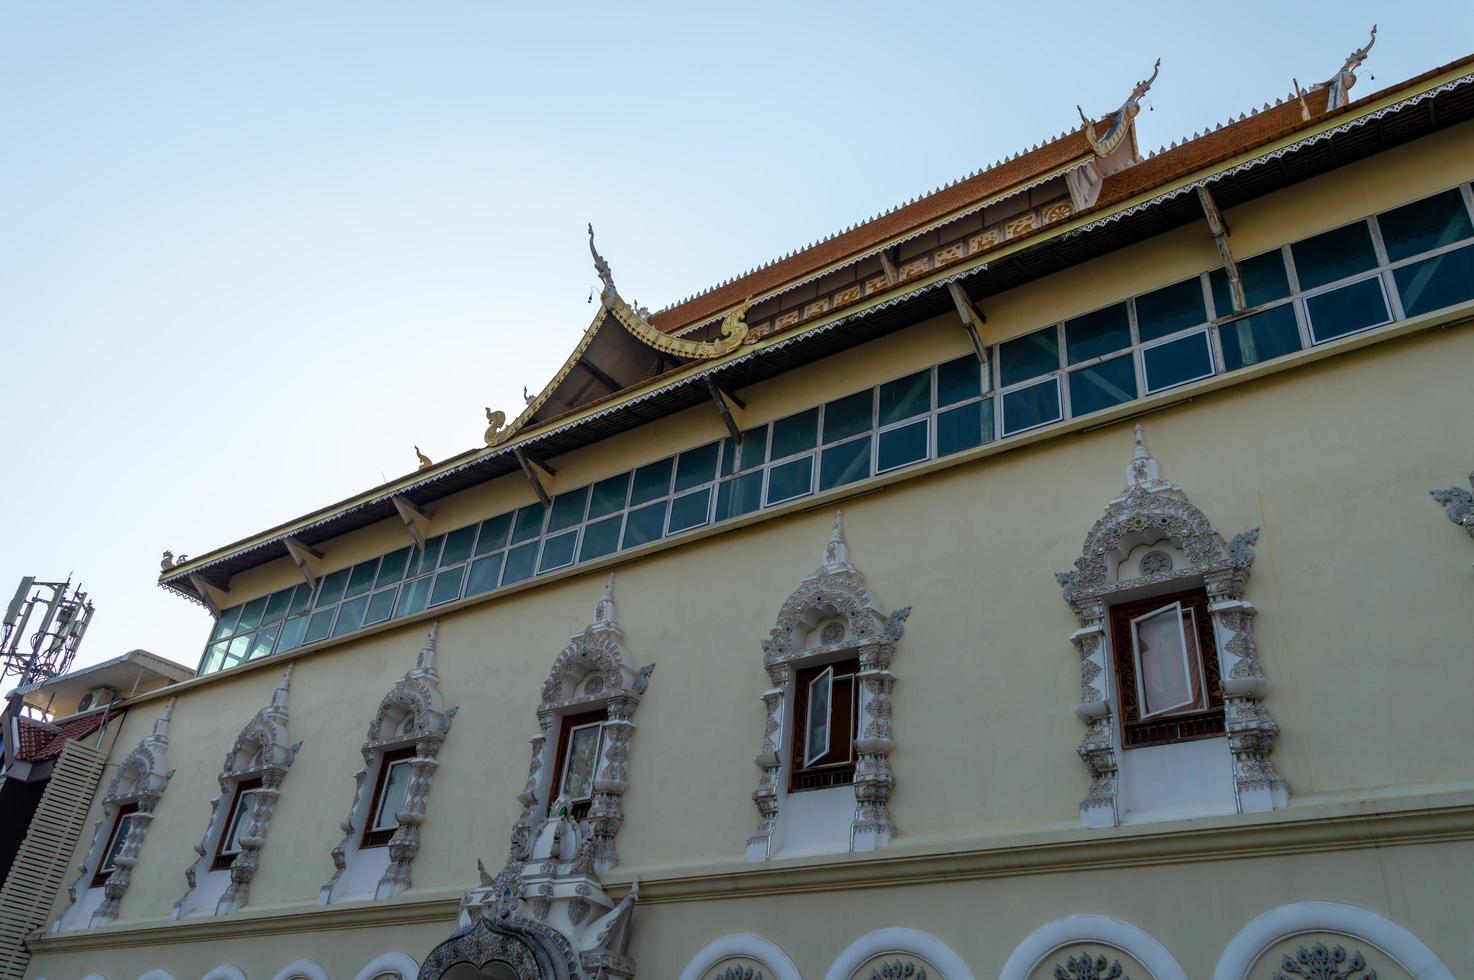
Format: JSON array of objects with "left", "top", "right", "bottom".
[{"left": 16, "top": 31, "right": 1474, "bottom": 980}]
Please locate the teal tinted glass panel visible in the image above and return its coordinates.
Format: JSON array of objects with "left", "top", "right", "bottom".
[
  {"left": 1001, "top": 378, "right": 1062, "bottom": 435},
  {"left": 304, "top": 609, "right": 335, "bottom": 644},
  {"left": 770, "top": 409, "right": 819, "bottom": 459},
  {"left": 1219, "top": 305, "right": 1303, "bottom": 371},
  {"left": 999, "top": 326, "right": 1059, "bottom": 387},
  {"left": 1069, "top": 354, "right": 1138, "bottom": 416},
  {"left": 395, "top": 577, "right": 432, "bottom": 618},
  {"left": 820, "top": 436, "right": 870, "bottom": 491},
  {"left": 877, "top": 419, "right": 929, "bottom": 472},
  {"left": 212, "top": 606, "right": 242, "bottom": 641},
  {"left": 1292, "top": 222, "right": 1377, "bottom": 290},
  {"left": 288, "top": 584, "right": 313, "bottom": 616},
  {"left": 936, "top": 355, "right": 982, "bottom": 406},
  {"left": 363, "top": 588, "right": 396, "bottom": 626},
  {"left": 332, "top": 596, "right": 368, "bottom": 637},
  {"left": 630, "top": 459, "right": 674, "bottom": 506},
  {"left": 1143, "top": 331, "right": 1214, "bottom": 392},
  {"left": 429, "top": 567, "right": 465, "bottom": 606},
  {"left": 1305, "top": 277, "right": 1390, "bottom": 342},
  {"left": 823, "top": 391, "right": 872, "bottom": 443},
  {"left": 249, "top": 625, "right": 279, "bottom": 660},
  {"left": 937, "top": 400, "right": 993, "bottom": 457},
  {"left": 621, "top": 502, "right": 666, "bottom": 549},
  {"left": 225, "top": 634, "right": 251, "bottom": 667},
  {"left": 721, "top": 427, "right": 769, "bottom": 475},
  {"left": 547, "top": 488, "right": 588, "bottom": 533},
  {"left": 510, "top": 504, "right": 546, "bottom": 544},
  {"left": 1210, "top": 251, "right": 1291, "bottom": 314},
  {"left": 261, "top": 588, "right": 292, "bottom": 625},
  {"left": 1378, "top": 190, "right": 1473, "bottom": 262},
  {"left": 667, "top": 488, "right": 712, "bottom": 533},
  {"left": 501, "top": 543, "right": 538, "bottom": 585},
  {"left": 1064, "top": 304, "right": 1131, "bottom": 364},
  {"left": 766, "top": 456, "right": 814, "bottom": 505},
  {"left": 439, "top": 526, "right": 477, "bottom": 566},
  {"left": 587, "top": 473, "right": 631, "bottom": 519},
  {"left": 878, "top": 371, "right": 930, "bottom": 425},
  {"left": 412, "top": 538, "right": 443, "bottom": 576},
  {"left": 715, "top": 472, "right": 763, "bottom": 521},
  {"left": 276, "top": 616, "right": 308, "bottom": 654},
  {"left": 464, "top": 554, "right": 503, "bottom": 596},
  {"left": 236, "top": 596, "right": 267, "bottom": 632},
  {"left": 200, "top": 642, "right": 227, "bottom": 675},
  {"left": 1136, "top": 279, "right": 1207, "bottom": 342},
  {"left": 474, "top": 514, "right": 512, "bottom": 555},
  {"left": 538, "top": 531, "right": 578, "bottom": 572},
  {"left": 578, "top": 517, "right": 622, "bottom": 563},
  {"left": 345, "top": 559, "right": 378, "bottom": 599},
  {"left": 674, "top": 442, "right": 719, "bottom": 492},
  {"left": 376, "top": 547, "right": 411, "bottom": 587},
  {"left": 1394, "top": 243, "right": 1474, "bottom": 317}
]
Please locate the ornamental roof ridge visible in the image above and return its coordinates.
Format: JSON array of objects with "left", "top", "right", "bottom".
[
  {"left": 652, "top": 121, "right": 1099, "bottom": 316},
  {"left": 1144, "top": 90, "right": 1304, "bottom": 158}
]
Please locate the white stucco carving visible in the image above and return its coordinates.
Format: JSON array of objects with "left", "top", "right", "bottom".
[
  {"left": 824, "top": 928, "right": 974, "bottom": 980},
  {"left": 321, "top": 623, "right": 458, "bottom": 904},
  {"left": 54, "top": 700, "right": 176, "bottom": 930},
  {"left": 749, "top": 513, "right": 910, "bottom": 861},
  {"left": 678, "top": 934, "right": 803, "bottom": 980},
  {"left": 1056, "top": 426, "right": 1286, "bottom": 827},
  {"left": 999, "top": 914, "right": 1188, "bottom": 980},
  {"left": 1212, "top": 902, "right": 1453, "bottom": 980},
  {"left": 173, "top": 665, "right": 301, "bottom": 918},
  {"left": 420, "top": 575, "right": 653, "bottom": 980}
]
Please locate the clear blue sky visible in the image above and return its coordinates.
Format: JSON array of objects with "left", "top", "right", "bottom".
[{"left": 2, "top": 2, "right": 1468, "bottom": 675}]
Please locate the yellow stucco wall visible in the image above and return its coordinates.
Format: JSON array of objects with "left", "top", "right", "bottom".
[{"left": 25, "top": 118, "right": 1474, "bottom": 978}]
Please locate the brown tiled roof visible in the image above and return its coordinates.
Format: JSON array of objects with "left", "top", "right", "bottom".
[
  {"left": 13, "top": 715, "right": 56, "bottom": 761},
  {"left": 647, "top": 125, "right": 1102, "bottom": 334},
  {"left": 14, "top": 712, "right": 106, "bottom": 762}
]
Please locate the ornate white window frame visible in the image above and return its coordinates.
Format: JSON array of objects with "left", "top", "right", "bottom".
[
  {"left": 424, "top": 575, "right": 653, "bottom": 980},
  {"left": 1055, "top": 426, "right": 1286, "bottom": 827},
  {"left": 823, "top": 927, "right": 975, "bottom": 980},
  {"left": 999, "top": 914, "right": 1188, "bottom": 980},
  {"left": 351, "top": 952, "right": 420, "bottom": 980},
  {"left": 173, "top": 665, "right": 301, "bottom": 918},
  {"left": 270, "top": 961, "right": 330, "bottom": 980},
  {"left": 53, "top": 700, "right": 175, "bottom": 930},
  {"left": 748, "top": 513, "right": 910, "bottom": 861},
  {"left": 321, "top": 623, "right": 457, "bottom": 904},
  {"left": 677, "top": 934, "right": 803, "bottom": 980},
  {"left": 1212, "top": 902, "right": 1454, "bottom": 980}
]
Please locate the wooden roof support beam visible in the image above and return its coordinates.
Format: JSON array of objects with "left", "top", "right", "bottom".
[
  {"left": 514, "top": 448, "right": 555, "bottom": 507},
  {"left": 705, "top": 377, "right": 747, "bottom": 443},
  {"left": 1197, "top": 186, "right": 1246, "bottom": 313},
  {"left": 878, "top": 249, "right": 900, "bottom": 286},
  {"left": 392, "top": 496, "right": 431, "bottom": 551},
  {"left": 187, "top": 573, "right": 229, "bottom": 617},
  {"left": 580, "top": 358, "right": 623, "bottom": 392},
  {"left": 282, "top": 537, "right": 322, "bottom": 591},
  {"left": 947, "top": 282, "right": 990, "bottom": 369}
]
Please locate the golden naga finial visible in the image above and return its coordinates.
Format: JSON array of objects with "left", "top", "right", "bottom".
[
  {"left": 415, "top": 446, "right": 433, "bottom": 470},
  {"left": 1079, "top": 58, "right": 1161, "bottom": 159},
  {"left": 484, "top": 407, "right": 508, "bottom": 447},
  {"left": 588, "top": 222, "right": 616, "bottom": 301},
  {"left": 1311, "top": 25, "right": 1377, "bottom": 111}
]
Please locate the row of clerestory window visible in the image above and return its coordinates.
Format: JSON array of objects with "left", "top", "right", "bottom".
[{"left": 196, "top": 182, "right": 1474, "bottom": 678}]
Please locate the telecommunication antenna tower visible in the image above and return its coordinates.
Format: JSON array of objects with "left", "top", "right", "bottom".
[{"left": 1, "top": 577, "right": 95, "bottom": 694}]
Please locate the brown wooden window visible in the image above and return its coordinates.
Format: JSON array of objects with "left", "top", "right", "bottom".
[
  {"left": 211, "top": 777, "right": 264, "bottom": 870},
  {"left": 1108, "top": 587, "right": 1224, "bottom": 749},
  {"left": 90, "top": 801, "right": 140, "bottom": 887},
  {"left": 789, "top": 658, "right": 859, "bottom": 791},
  {"left": 547, "top": 709, "right": 605, "bottom": 821},
  {"left": 360, "top": 746, "right": 416, "bottom": 849}
]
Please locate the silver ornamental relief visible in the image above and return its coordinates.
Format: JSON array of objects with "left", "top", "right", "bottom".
[
  {"left": 1054, "top": 952, "right": 1127, "bottom": 980},
  {"left": 871, "top": 962, "right": 926, "bottom": 980},
  {"left": 713, "top": 967, "right": 765, "bottom": 980},
  {"left": 1273, "top": 942, "right": 1377, "bottom": 980},
  {"left": 821, "top": 621, "right": 845, "bottom": 644},
  {"left": 1139, "top": 550, "right": 1172, "bottom": 576}
]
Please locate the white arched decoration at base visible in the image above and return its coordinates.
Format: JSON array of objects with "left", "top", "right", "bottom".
[
  {"left": 999, "top": 914, "right": 1187, "bottom": 980},
  {"left": 678, "top": 933, "right": 803, "bottom": 980},
  {"left": 824, "top": 927, "right": 974, "bottom": 980},
  {"left": 137, "top": 971, "right": 175, "bottom": 980},
  {"left": 1212, "top": 902, "right": 1454, "bottom": 980},
  {"left": 354, "top": 952, "right": 421, "bottom": 980},
  {"left": 80, "top": 974, "right": 108, "bottom": 980},
  {"left": 201, "top": 969, "right": 247, "bottom": 980},
  {"left": 271, "top": 961, "right": 331, "bottom": 980}
]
